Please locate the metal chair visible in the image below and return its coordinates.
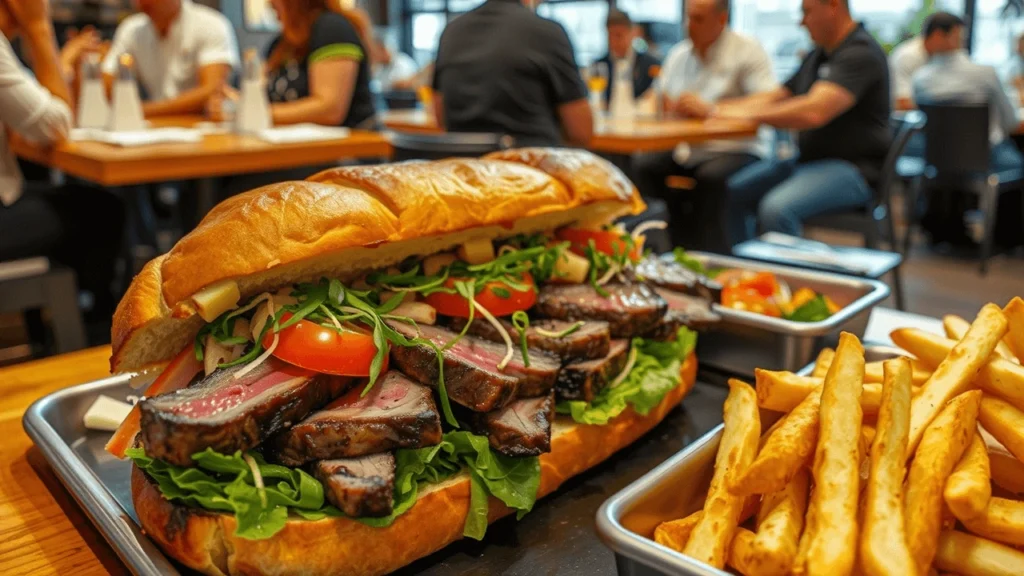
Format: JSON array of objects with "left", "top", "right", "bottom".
[
  {"left": 0, "top": 258, "right": 86, "bottom": 354},
  {"left": 387, "top": 131, "right": 515, "bottom": 162},
  {"left": 906, "top": 103, "right": 1024, "bottom": 274},
  {"left": 803, "top": 111, "right": 926, "bottom": 310}
]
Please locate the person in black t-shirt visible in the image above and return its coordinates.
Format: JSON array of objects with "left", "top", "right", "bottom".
[
  {"left": 709, "top": 0, "right": 891, "bottom": 245},
  {"left": 431, "top": 0, "right": 593, "bottom": 147}
]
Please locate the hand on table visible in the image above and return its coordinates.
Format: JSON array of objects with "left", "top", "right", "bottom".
[
  {"left": 206, "top": 84, "right": 240, "bottom": 122},
  {"left": 60, "top": 26, "right": 101, "bottom": 79},
  {"left": 710, "top": 104, "right": 755, "bottom": 122},
  {"left": 671, "top": 92, "right": 714, "bottom": 119}
]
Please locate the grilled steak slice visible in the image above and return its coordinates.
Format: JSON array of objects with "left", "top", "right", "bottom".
[
  {"left": 535, "top": 283, "right": 667, "bottom": 338},
  {"left": 652, "top": 287, "right": 721, "bottom": 331},
  {"left": 556, "top": 339, "right": 630, "bottom": 402},
  {"left": 471, "top": 392, "right": 554, "bottom": 457},
  {"left": 449, "top": 317, "right": 611, "bottom": 363},
  {"left": 633, "top": 255, "right": 722, "bottom": 301},
  {"left": 267, "top": 371, "right": 442, "bottom": 466},
  {"left": 313, "top": 452, "right": 395, "bottom": 518},
  {"left": 139, "top": 358, "right": 348, "bottom": 466}
]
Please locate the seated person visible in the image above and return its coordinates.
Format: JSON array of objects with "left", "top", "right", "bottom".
[
  {"left": 713, "top": 0, "right": 891, "bottom": 244},
  {"left": 371, "top": 37, "right": 419, "bottom": 92},
  {"left": 913, "top": 13, "right": 1023, "bottom": 173},
  {"left": 594, "top": 9, "right": 660, "bottom": 106},
  {"left": 0, "top": 1, "right": 124, "bottom": 326},
  {"left": 889, "top": 34, "right": 927, "bottom": 111},
  {"left": 432, "top": 0, "right": 592, "bottom": 147},
  {"left": 102, "top": 0, "right": 238, "bottom": 118},
  {"left": 632, "top": 0, "right": 776, "bottom": 252}
]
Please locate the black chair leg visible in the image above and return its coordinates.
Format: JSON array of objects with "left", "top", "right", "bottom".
[
  {"left": 902, "top": 177, "right": 920, "bottom": 256},
  {"left": 980, "top": 177, "right": 999, "bottom": 275},
  {"left": 891, "top": 265, "right": 907, "bottom": 311}
]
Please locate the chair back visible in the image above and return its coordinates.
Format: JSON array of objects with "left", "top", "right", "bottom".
[
  {"left": 876, "top": 110, "right": 925, "bottom": 208},
  {"left": 388, "top": 131, "right": 515, "bottom": 161},
  {"left": 381, "top": 90, "right": 419, "bottom": 110},
  {"left": 918, "top": 103, "right": 991, "bottom": 180}
]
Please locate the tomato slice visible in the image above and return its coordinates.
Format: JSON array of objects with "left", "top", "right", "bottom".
[
  {"left": 722, "top": 285, "right": 782, "bottom": 317},
  {"left": 424, "top": 273, "right": 537, "bottom": 318},
  {"left": 263, "top": 313, "right": 384, "bottom": 376},
  {"left": 735, "top": 271, "right": 778, "bottom": 298},
  {"left": 556, "top": 227, "right": 642, "bottom": 262},
  {"left": 106, "top": 345, "right": 202, "bottom": 458}
]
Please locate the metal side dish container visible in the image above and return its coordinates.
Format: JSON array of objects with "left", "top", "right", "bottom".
[
  {"left": 681, "top": 251, "right": 890, "bottom": 375},
  {"left": 595, "top": 345, "right": 904, "bottom": 576}
]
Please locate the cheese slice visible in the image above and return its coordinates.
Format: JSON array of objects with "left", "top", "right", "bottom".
[{"left": 84, "top": 395, "right": 134, "bottom": 432}]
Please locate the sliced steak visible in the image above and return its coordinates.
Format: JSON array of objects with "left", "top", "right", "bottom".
[
  {"left": 633, "top": 255, "right": 722, "bottom": 301},
  {"left": 389, "top": 322, "right": 559, "bottom": 408},
  {"left": 535, "top": 283, "right": 667, "bottom": 338},
  {"left": 652, "top": 287, "right": 721, "bottom": 332},
  {"left": 313, "top": 452, "right": 395, "bottom": 518},
  {"left": 267, "top": 371, "right": 442, "bottom": 466},
  {"left": 556, "top": 339, "right": 631, "bottom": 402},
  {"left": 449, "top": 317, "right": 611, "bottom": 363},
  {"left": 139, "top": 358, "right": 348, "bottom": 466},
  {"left": 471, "top": 392, "right": 554, "bottom": 457}
]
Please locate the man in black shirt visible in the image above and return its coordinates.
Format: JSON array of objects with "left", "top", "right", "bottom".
[
  {"left": 712, "top": 0, "right": 891, "bottom": 244},
  {"left": 431, "top": 0, "right": 593, "bottom": 147}
]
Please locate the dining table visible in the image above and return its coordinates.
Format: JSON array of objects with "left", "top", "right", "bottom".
[{"left": 381, "top": 108, "right": 760, "bottom": 154}]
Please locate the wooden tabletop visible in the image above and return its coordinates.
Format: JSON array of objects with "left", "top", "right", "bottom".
[
  {"left": 381, "top": 109, "right": 759, "bottom": 154},
  {"left": 0, "top": 346, "right": 123, "bottom": 575},
  {"left": 11, "top": 116, "right": 392, "bottom": 187}
]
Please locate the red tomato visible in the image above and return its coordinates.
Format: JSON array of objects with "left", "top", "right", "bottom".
[
  {"left": 736, "top": 271, "right": 779, "bottom": 298},
  {"left": 556, "top": 227, "right": 643, "bottom": 262},
  {"left": 263, "top": 313, "right": 384, "bottom": 376},
  {"left": 424, "top": 273, "right": 537, "bottom": 318},
  {"left": 722, "top": 285, "right": 782, "bottom": 317}
]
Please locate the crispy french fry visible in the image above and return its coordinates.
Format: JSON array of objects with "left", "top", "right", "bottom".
[
  {"left": 744, "top": 469, "right": 808, "bottom": 576},
  {"left": 864, "top": 358, "right": 932, "bottom": 385},
  {"left": 933, "top": 529, "right": 1024, "bottom": 576},
  {"left": 891, "top": 328, "right": 953, "bottom": 369},
  {"left": 683, "top": 380, "right": 760, "bottom": 568},
  {"left": 892, "top": 328, "right": 1024, "bottom": 413},
  {"left": 960, "top": 497, "right": 1024, "bottom": 547},
  {"left": 981, "top": 427, "right": 1024, "bottom": 495},
  {"left": 860, "top": 358, "right": 917, "bottom": 576},
  {"left": 1003, "top": 297, "right": 1024, "bottom": 363},
  {"left": 755, "top": 370, "right": 910, "bottom": 416},
  {"left": 803, "top": 332, "right": 864, "bottom": 576},
  {"left": 905, "top": 304, "right": 1007, "bottom": 457},
  {"left": 905, "top": 390, "right": 982, "bottom": 573},
  {"left": 944, "top": 432, "right": 992, "bottom": 521},
  {"left": 813, "top": 348, "right": 835, "bottom": 378},
  {"left": 654, "top": 496, "right": 761, "bottom": 553},
  {"left": 728, "top": 527, "right": 761, "bottom": 576},
  {"left": 945, "top": 314, "right": 1018, "bottom": 363},
  {"left": 978, "top": 396, "right": 1024, "bottom": 462},
  {"left": 792, "top": 492, "right": 814, "bottom": 576},
  {"left": 736, "top": 391, "right": 819, "bottom": 496}
]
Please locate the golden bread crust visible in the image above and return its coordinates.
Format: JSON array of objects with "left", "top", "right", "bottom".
[{"left": 132, "top": 353, "right": 697, "bottom": 576}]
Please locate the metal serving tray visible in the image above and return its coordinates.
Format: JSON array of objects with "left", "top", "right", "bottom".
[
  {"left": 24, "top": 373, "right": 731, "bottom": 576},
  {"left": 685, "top": 251, "right": 890, "bottom": 376},
  {"left": 596, "top": 345, "right": 904, "bottom": 576}
]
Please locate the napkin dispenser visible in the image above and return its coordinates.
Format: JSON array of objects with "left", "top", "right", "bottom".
[
  {"left": 76, "top": 53, "right": 109, "bottom": 129},
  {"left": 235, "top": 49, "right": 273, "bottom": 135},
  {"left": 107, "top": 54, "right": 145, "bottom": 132}
]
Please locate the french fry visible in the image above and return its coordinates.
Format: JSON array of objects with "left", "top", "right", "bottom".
[
  {"left": 736, "top": 391, "right": 819, "bottom": 496},
  {"left": 864, "top": 358, "right": 932, "bottom": 385},
  {"left": 654, "top": 496, "right": 761, "bottom": 553},
  {"left": 978, "top": 396, "right": 1024, "bottom": 462},
  {"left": 933, "top": 529, "right": 1024, "bottom": 576},
  {"left": 813, "top": 348, "right": 835, "bottom": 378},
  {"left": 802, "top": 332, "right": 864, "bottom": 576},
  {"left": 905, "top": 390, "right": 982, "bottom": 573},
  {"left": 860, "top": 358, "right": 917, "bottom": 576},
  {"left": 892, "top": 328, "right": 1024, "bottom": 413},
  {"left": 945, "top": 314, "right": 1018, "bottom": 363},
  {"left": 891, "top": 328, "right": 953, "bottom": 369},
  {"left": 745, "top": 469, "right": 808, "bottom": 576},
  {"left": 944, "top": 432, "right": 992, "bottom": 521},
  {"left": 755, "top": 370, "right": 909, "bottom": 416},
  {"left": 905, "top": 304, "right": 1007, "bottom": 457},
  {"left": 728, "top": 528, "right": 761, "bottom": 576},
  {"left": 1003, "top": 297, "right": 1024, "bottom": 363},
  {"left": 960, "top": 497, "right": 1024, "bottom": 547},
  {"left": 982, "top": 427, "right": 1024, "bottom": 495},
  {"left": 683, "top": 380, "right": 760, "bottom": 568},
  {"left": 792, "top": 487, "right": 815, "bottom": 576}
]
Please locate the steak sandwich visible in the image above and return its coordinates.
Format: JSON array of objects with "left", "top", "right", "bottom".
[{"left": 107, "top": 148, "right": 711, "bottom": 576}]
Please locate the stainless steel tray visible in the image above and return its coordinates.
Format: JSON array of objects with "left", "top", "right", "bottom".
[
  {"left": 685, "top": 251, "right": 890, "bottom": 375},
  {"left": 596, "top": 345, "right": 905, "bottom": 576},
  {"left": 24, "top": 372, "right": 731, "bottom": 576}
]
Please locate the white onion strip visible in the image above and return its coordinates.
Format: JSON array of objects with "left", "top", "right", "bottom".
[
  {"left": 596, "top": 262, "right": 620, "bottom": 286},
  {"left": 235, "top": 295, "right": 279, "bottom": 380},
  {"left": 243, "top": 453, "right": 268, "bottom": 508},
  {"left": 609, "top": 344, "right": 638, "bottom": 389},
  {"left": 470, "top": 300, "right": 515, "bottom": 371},
  {"left": 631, "top": 220, "right": 668, "bottom": 241}
]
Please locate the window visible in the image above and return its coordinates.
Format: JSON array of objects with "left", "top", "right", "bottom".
[
  {"left": 538, "top": 1, "right": 610, "bottom": 65},
  {"left": 411, "top": 12, "right": 447, "bottom": 65},
  {"left": 615, "top": 0, "right": 684, "bottom": 58},
  {"left": 973, "top": 0, "right": 1024, "bottom": 72}
]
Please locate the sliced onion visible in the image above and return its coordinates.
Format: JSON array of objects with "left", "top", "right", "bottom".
[
  {"left": 775, "top": 278, "right": 792, "bottom": 306},
  {"left": 631, "top": 220, "right": 668, "bottom": 242},
  {"left": 471, "top": 301, "right": 515, "bottom": 371},
  {"left": 609, "top": 344, "right": 638, "bottom": 389},
  {"left": 391, "top": 301, "right": 437, "bottom": 325},
  {"left": 204, "top": 335, "right": 237, "bottom": 376},
  {"left": 243, "top": 453, "right": 268, "bottom": 508},
  {"left": 234, "top": 331, "right": 279, "bottom": 380},
  {"left": 596, "top": 262, "right": 620, "bottom": 286}
]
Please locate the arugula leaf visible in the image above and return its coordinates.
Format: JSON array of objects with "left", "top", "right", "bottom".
[
  {"left": 783, "top": 294, "right": 832, "bottom": 323},
  {"left": 491, "top": 286, "right": 511, "bottom": 299},
  {"left": 672, "top": 248, "right": 709, "bottom": 276},
  {"left": 510, "top": 311, "right": 531, "bottom": 368},
  {"left": 556, "top": 327, "right": 697, "bottom": 425}
]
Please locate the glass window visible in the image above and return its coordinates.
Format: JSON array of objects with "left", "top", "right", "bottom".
[
  {"left": 616, "top": 0, "right": 683, "bottom": 58},
  {"left": 448, "top": 0, "right": 484, "bottom": 12},
  {"left": 538, "top": 1, "right": 609, "bottom": 65},
  {"left": 411, "top": 12, "right": 446, "bottom": 65},
  {"left": 973, "top": 0, "right": 1024, "bottom": 71}
]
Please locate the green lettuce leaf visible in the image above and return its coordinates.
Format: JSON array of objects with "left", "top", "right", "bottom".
[
  {"left": 783, "top": 294, "right": 832, "bottom": 323},
  {"left": 556, "top": 327, "right": 697, "bottom": 425}
]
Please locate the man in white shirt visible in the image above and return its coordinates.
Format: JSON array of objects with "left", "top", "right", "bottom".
[
  {"left": 102, "top": 0, "right": 239, "bottom": 118},
  {"left": 889, "top": 36, "right": 927, "bottom": 111},
  {"left": 632, "top": 0, "right": 777, "bottom": 251}
]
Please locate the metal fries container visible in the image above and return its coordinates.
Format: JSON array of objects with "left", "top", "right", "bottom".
[
  {"left": 596, "top": 346, "right": 903, "bottom": 576},
  {"left": 684, "top": 252, "right": 890, "bottom": 375}
]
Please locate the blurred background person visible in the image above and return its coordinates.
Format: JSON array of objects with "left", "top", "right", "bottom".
[
  {"left": 889, "top": 31, "right": 927, "bottom": 111},
  {"left": 102, "top": 0, "right": 238, "bottom": 118},
  {"left": 0, "top": 0, "right": 124, "bottom": 337},
  {"left": 632, "top": 0, "right": 776, "bottom": 252},
  {"left": 1004, "top": 33, "right": 1024, "bottom": 105},
  {"left": 593, "top": 9, "right": 660, "bottom": 105},
  {"left": 432, "top": 0, "right": 592, "bottom": 147},
  {"left": 913, "top": 12, "right": 1023, "bottom": 173},
  {"left": 371, "top": 36, "right": 419, "bottom": 92},
  {"left": 715, "top": 0, "right": 891, "bottom": 244}
]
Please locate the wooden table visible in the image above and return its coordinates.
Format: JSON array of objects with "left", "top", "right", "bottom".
[{"left": 381, "top": 109, "right": 759, "bottom": 154}]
